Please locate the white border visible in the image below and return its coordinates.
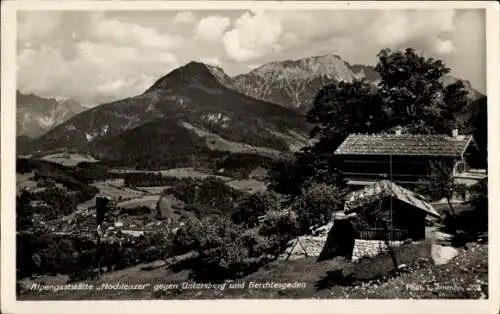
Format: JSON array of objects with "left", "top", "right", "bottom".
[{"left": 1, "top": 1, "right": 499, "bottom": 314}]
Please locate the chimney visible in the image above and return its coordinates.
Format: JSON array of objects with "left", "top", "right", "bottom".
[
  {"left": 394, "top": 125, "right": 402, "bottom": 136},
  {"left": 452, "top": 128, "right": 459, "bottom": 137}
]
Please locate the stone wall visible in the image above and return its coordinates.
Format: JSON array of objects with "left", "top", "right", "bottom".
[
  {"left": 351, "top": 239, "right": 403, "bottom": 262},
  {"left": 279, "top": 235, "right": 327, "bottom": 260}
]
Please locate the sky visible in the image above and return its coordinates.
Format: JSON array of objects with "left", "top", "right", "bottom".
[{"left": 17, "top": 9, "right": 486, "bottom": 106}]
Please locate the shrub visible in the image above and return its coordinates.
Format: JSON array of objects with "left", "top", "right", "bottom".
[
  {"left": 232, "top": 191, "right": 281, "bottom": 228},
  {"left": 171, "top": 215, "right": 293, "bottom": 282},
  {"left": 239, "top": 228, "right": 275, "bottom": 258},
  {"left": 293, "top": 183, "right": 345, "bottom": 234},
  {"left": 176, "top": 217, "right": 248, "bottom": 281},
  {"left": 17, "top": 230, "right": 172, "bottom": 279},
  {"left": 259, "top": 211, "right": 300, "bottom": 257},
  {"left": 172, "top": 216, "right": 204, "bottom": 256}
]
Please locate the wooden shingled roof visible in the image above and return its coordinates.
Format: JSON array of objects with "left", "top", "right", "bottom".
[
  {"left": 344, "top": 180, "right": 441, "bottom": 218},
  {"left": 334, "top": 133, "right": 473, "bottom": 157}
]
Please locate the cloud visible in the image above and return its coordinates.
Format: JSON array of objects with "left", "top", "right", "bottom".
[
  {"left": 219, "top": 8, "right": 484, "bottom": 92},
  {"left": 433, "top": 39, "right": 455, "bottom": 55},
  {"left": 90, "top": 14, "right": 186, "bottom": 50},
  {"left": 195, "top": 15, "right": 231, "bottom": 43},
  {"left": 18, "top": 42, "right": 179, "bottom": 104},
  {"left": 221, "top": 9, "right": 459, "bottom": 64},
  {"left": 366, "top": 10, "right": 455, "bottom": 49},
  {"left": 17, "top": 11, "right": 62, "bottom": 42},
  {"left": 447, "top": 10, "right": 486, "bottom": 93},
  {"left": 223, "top": 11, "right": 283, "bottom": 62},
  {"left": 16, "top": 9, "right": 486, "bottom": 102},
  {"left": 17, "top": 12, "right": 181, "bottom": 104},
  {"left": 172, "top": 11, "right": 196, "bottom": 25}
]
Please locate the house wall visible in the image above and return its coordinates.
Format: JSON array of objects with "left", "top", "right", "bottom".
[
  {"left": 354, "top": 198, "right": 427, "bottom": 241},
  {"left": 340, "top": 155, "right": 456, "bottom": 184},
  {"left": 351, "top": 239, "right": 403, "bottom": 262},
  {"left": 391, "top": 200, "right": 427, "bottom": 240}
]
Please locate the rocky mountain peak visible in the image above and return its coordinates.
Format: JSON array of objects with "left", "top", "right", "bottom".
[
  {"left": 16, "top": 90, "right": 86, "bottom": 138},
  {"left": 231, "top": 54, "right": 357, "bottom": 113},
  {"left": 144, "top": 61, "right": 220, "bottom": 93}
]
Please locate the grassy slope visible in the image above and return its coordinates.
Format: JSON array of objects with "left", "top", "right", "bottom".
[
  {"left": 17, "top": 242, "right": 487, "bottom": 300},
  {"left": 40, "top": 153, "right": 99, "bottom": 167}
]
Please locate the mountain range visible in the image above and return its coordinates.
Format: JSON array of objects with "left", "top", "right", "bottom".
[
  {"left": 19, "top": 62, "right": 311, "bottom": 169},
  {"left": 17, "top": 54, "right": 485, "bottom": 169},
  {"left": 231, "top": 55, "right": 483, "bottom": 113},
  {"left": 232, "top": 54, "right": 357, "bottom": 114},
  {"left": 17, "top": 91, "right": 86, "bottom": 138}
]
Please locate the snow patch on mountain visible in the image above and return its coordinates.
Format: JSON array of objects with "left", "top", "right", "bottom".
[{"left": 202, "top": 112, "right": 231, "bottom": 128}]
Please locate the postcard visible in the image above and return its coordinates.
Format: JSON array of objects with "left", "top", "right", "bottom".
[{"left": 1, "top": 1, "right": 498, "bottom": 314}]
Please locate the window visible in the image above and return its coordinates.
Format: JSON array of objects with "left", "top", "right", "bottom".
[{"left": 453, "top": 161, "right": 467, "bottom": 175}]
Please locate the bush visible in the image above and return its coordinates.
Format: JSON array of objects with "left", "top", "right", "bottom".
[
  {"left": 439, "top": 179, "right": 487, "bottom": 244},
  {"left": 172, "top": 217, "right": 204, "bottom": 255},
  {"left": 171, "top": 215, "right": 295, "bottom": 282},
  {"left": 174, "top": 217, "right": 248, "bottom": 281},
  {"left": 17, "top": 230, "right": 172, "bottom": 279},
  {"left": 259, "top": 211, "right": 300, "bottom": 257},
  {"left": 293, "top": 183, "right": 345, "bottom": 234},
  {"left": 16, "top": 232, "right": 94, "bottom": 277},
  {"left": 232, "top": 191, "right": 281, "bottom": 228},
  {"left": 239, "top": 228, "right": 272, "bottom": 258}
]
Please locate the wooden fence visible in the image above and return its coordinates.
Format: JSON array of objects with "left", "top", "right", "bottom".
[{"left": 358, "top": 228, "right": 409, "bottom": 241}]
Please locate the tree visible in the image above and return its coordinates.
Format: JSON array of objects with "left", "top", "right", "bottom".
[
  {"left": 441, "top": 80, "right": 470, "bottom": 131},
  {"left": 172, "top": 216, "right": 204, "bottom": 255},
  {"left": 171, "top": 214, "right": 299, "bottom": 281},
  {"left": 269, "top": 79, "right": 385, "bottom": 198},
  {"left": 270, "top": 47, "right": 472, "bottom": 203},
  {"left": 419, "top": 161, "right": 467, "bottom": 217},
  {"left": 179, "top": 217, "right": 250, "bottom": 281},
  {"left": 293, "top": 183, "right": 347, "bottom": 234},
  {"left": 375, "top": 48, "right": 469, "bottom": 134},
  {"left": 268, "top": 157, "right": 304, "bottom": 197},
  {"left": 306, "top": 79, "right": 386, "bottom": 145},
  {"left": 268, "top": 145, "right": 344, "bottom": 199},
  {"left": 231, "top": 191, "right": 280, "bottom": 228}
]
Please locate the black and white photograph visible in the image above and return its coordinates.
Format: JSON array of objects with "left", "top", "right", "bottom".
[{"left": 1, "top": 1, "right": 499, "bottom": 313}]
